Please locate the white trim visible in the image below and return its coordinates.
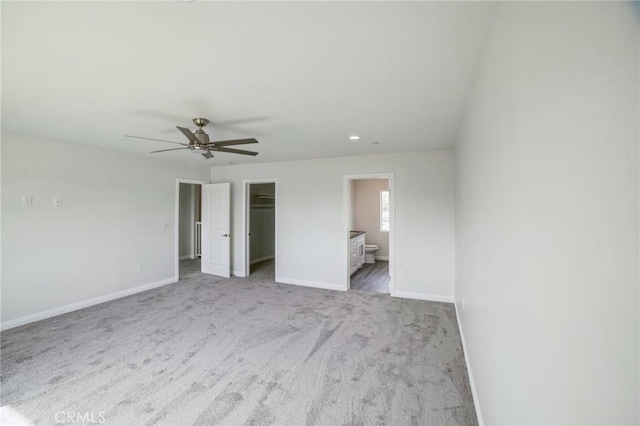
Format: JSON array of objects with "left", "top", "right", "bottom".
[
  {"left": 250, "top": 255, "right": 275, "bottom": 265},
  {"left": 343, "top": 173, "right": 395, "bottom": 294},
  {"left": 276, "top": 276, "right": 343, "bottom": 292},
  {"left": 0, "top": 277, "right": 178, "bottom": 331},
  {"left": 375, "top": 255, "right": 389, "bottom": 261},
  {"left": 175, "top": 178, "right": 208, "bottom": 280},
  {"left": 232, "top": 270, "right": 247, "bottom": 278},
  {"left": 188, "top": 184, "right": 196, "bottom": 259},
  {"left": 392, "top": 291, "right": 454, "bottom": 303},
  {"left": 179, "top": 255, "right": 193, "bottom": 261},
  {"left": 454, "top": 303, "right": 484, "bottom": 425},
  {"left": 243, "top": 179, "right": 278, "bottom": 278}
]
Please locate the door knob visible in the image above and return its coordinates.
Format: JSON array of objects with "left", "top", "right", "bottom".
[{"left": 222, "top": 233, "right": 230, "bottom": 237}]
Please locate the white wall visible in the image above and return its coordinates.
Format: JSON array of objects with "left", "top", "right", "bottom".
[
  {"left": 211, "top": 151, "right": 455, "bottom": 299},
  {"left": 1, "top": 133, "right": 210, "bottom": 326},
  {"left": 178, "top": 183, "right": 195, "bottom": 259},
  {"left": 454, "top": 2, "right": 639, "bottom": 424},
  {"left": 353, "top": 179, "right": 389, "bottom": 258}
]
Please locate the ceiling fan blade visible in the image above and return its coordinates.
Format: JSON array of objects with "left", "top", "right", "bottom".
[
  {"left": 150, "top": 147, "right": 191, "bottom": 153},
  {"left": 202, "top": 151, "right": 214, "bottom": 159},
  {"left": 210, "top": 138, "right": 259, "bottom": 147},
  {"left": 125, "top": 135, "right": 188, "bottom": 146},
  {"left": 210, "top": 147, "right": 259, "bottom": 156},
  {"left": 176, "top": 126, "right": 200, "bottom": 145}
]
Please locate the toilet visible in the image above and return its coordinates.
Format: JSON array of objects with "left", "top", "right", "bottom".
[{"left": 364, "top": 244, "right": 379, "bottom": 264}]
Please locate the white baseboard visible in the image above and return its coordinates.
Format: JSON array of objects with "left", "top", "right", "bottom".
[
  {"left": 0, "top": 276, "right": 178, "bottom": 331},
  {"left": 179, "top": 255, "right": 193, "bottom": 260},
  {"left": 232, "top": 270, "right": 247, "bottom": 278},
  {"left": 250, "top": 255, "right": 274, "bottom": 265},
  {"left": 276, "top": 276, "right": 343, "bottom": 292},
  {"left": 392, "top": 291, "right": 454, "bottom": 303},
  {"left": 454, "top": 302, "right": 484, "bottom": 425},
  {"left": 375, "top": 256, "right": 389, "bottom": 261}
]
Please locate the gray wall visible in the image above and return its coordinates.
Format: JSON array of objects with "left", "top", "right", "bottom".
[
  {"left": 454, "top": 2, "right": 639, "bottom": 424},
  {"left": 211, "top": 151, "right": 455, "bottom": 298},
  {"left": 1, "top": 132, "right": 210, "bottom": 325}
]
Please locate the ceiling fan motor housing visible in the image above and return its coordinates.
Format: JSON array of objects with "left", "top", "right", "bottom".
[{"left": 194, "top": 130, "right": 210, "bottom": 144}]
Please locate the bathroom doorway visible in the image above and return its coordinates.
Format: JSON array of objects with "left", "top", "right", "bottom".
[
  {"left": 244, "top": 180, "right": 277, "bottom": 279},
  {"left": 344, "top": 173, "right": 394, "bottom": 295}
]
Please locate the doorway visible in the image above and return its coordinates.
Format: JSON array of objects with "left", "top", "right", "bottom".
[
  {"left": 175, "top": 179, "right": 207, "bottom": 280},
  {"left": 344, "top": 173, "right": 395, "bottom": 295},
  {"left": 244, "top": 179, "right": 277, "bottom": 279}
]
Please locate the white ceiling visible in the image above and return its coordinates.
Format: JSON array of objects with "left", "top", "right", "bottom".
[{"left": 2, "top": 1, "right": 496, "bottom": 165}]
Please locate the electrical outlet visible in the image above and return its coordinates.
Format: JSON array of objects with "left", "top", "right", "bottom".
[
  {"left": 162, "top": 222, "right": 170, "bottom": 230},
  {"left": 136, "top": 262, "right": 144, "bottom": 273},
  {"left": 22, "top": 196, "right": 33, "bottom": 207}
]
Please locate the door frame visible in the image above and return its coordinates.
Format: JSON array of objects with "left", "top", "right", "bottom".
[
  {"left": 242, "top": 178, "right": 278, "bottom": 278},
  {"left": 343, "top": 173, "right": 395, "bottom": 295},
  {"left": 175, "top": 178, "right": 208, "bottom": 280}
]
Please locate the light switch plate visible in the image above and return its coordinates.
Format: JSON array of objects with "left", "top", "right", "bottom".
[{"left": 22, "top": 196, "right": 33, "bottom": 207}]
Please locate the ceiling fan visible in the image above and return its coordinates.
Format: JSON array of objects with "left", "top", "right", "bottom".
[{"left": 125, "top": 117, "right": 259, "bottom": 159}]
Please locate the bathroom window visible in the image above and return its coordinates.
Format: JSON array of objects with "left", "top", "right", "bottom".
[{"left": 380, "top": 190, "right": 389, "bottom": 232}]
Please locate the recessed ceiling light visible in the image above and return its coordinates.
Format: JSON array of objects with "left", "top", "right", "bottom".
[{"left": 349, "top": 135, "right": 360, "bottom": 141}]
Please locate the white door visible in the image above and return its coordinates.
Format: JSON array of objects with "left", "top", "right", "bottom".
[{"left": 201, "top": 183, "right": 231, "bottom": 277}]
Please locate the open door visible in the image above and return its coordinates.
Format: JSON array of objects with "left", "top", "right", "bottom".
[{"left": 201, "top": 183, "right": 231, "bottom": 277}]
